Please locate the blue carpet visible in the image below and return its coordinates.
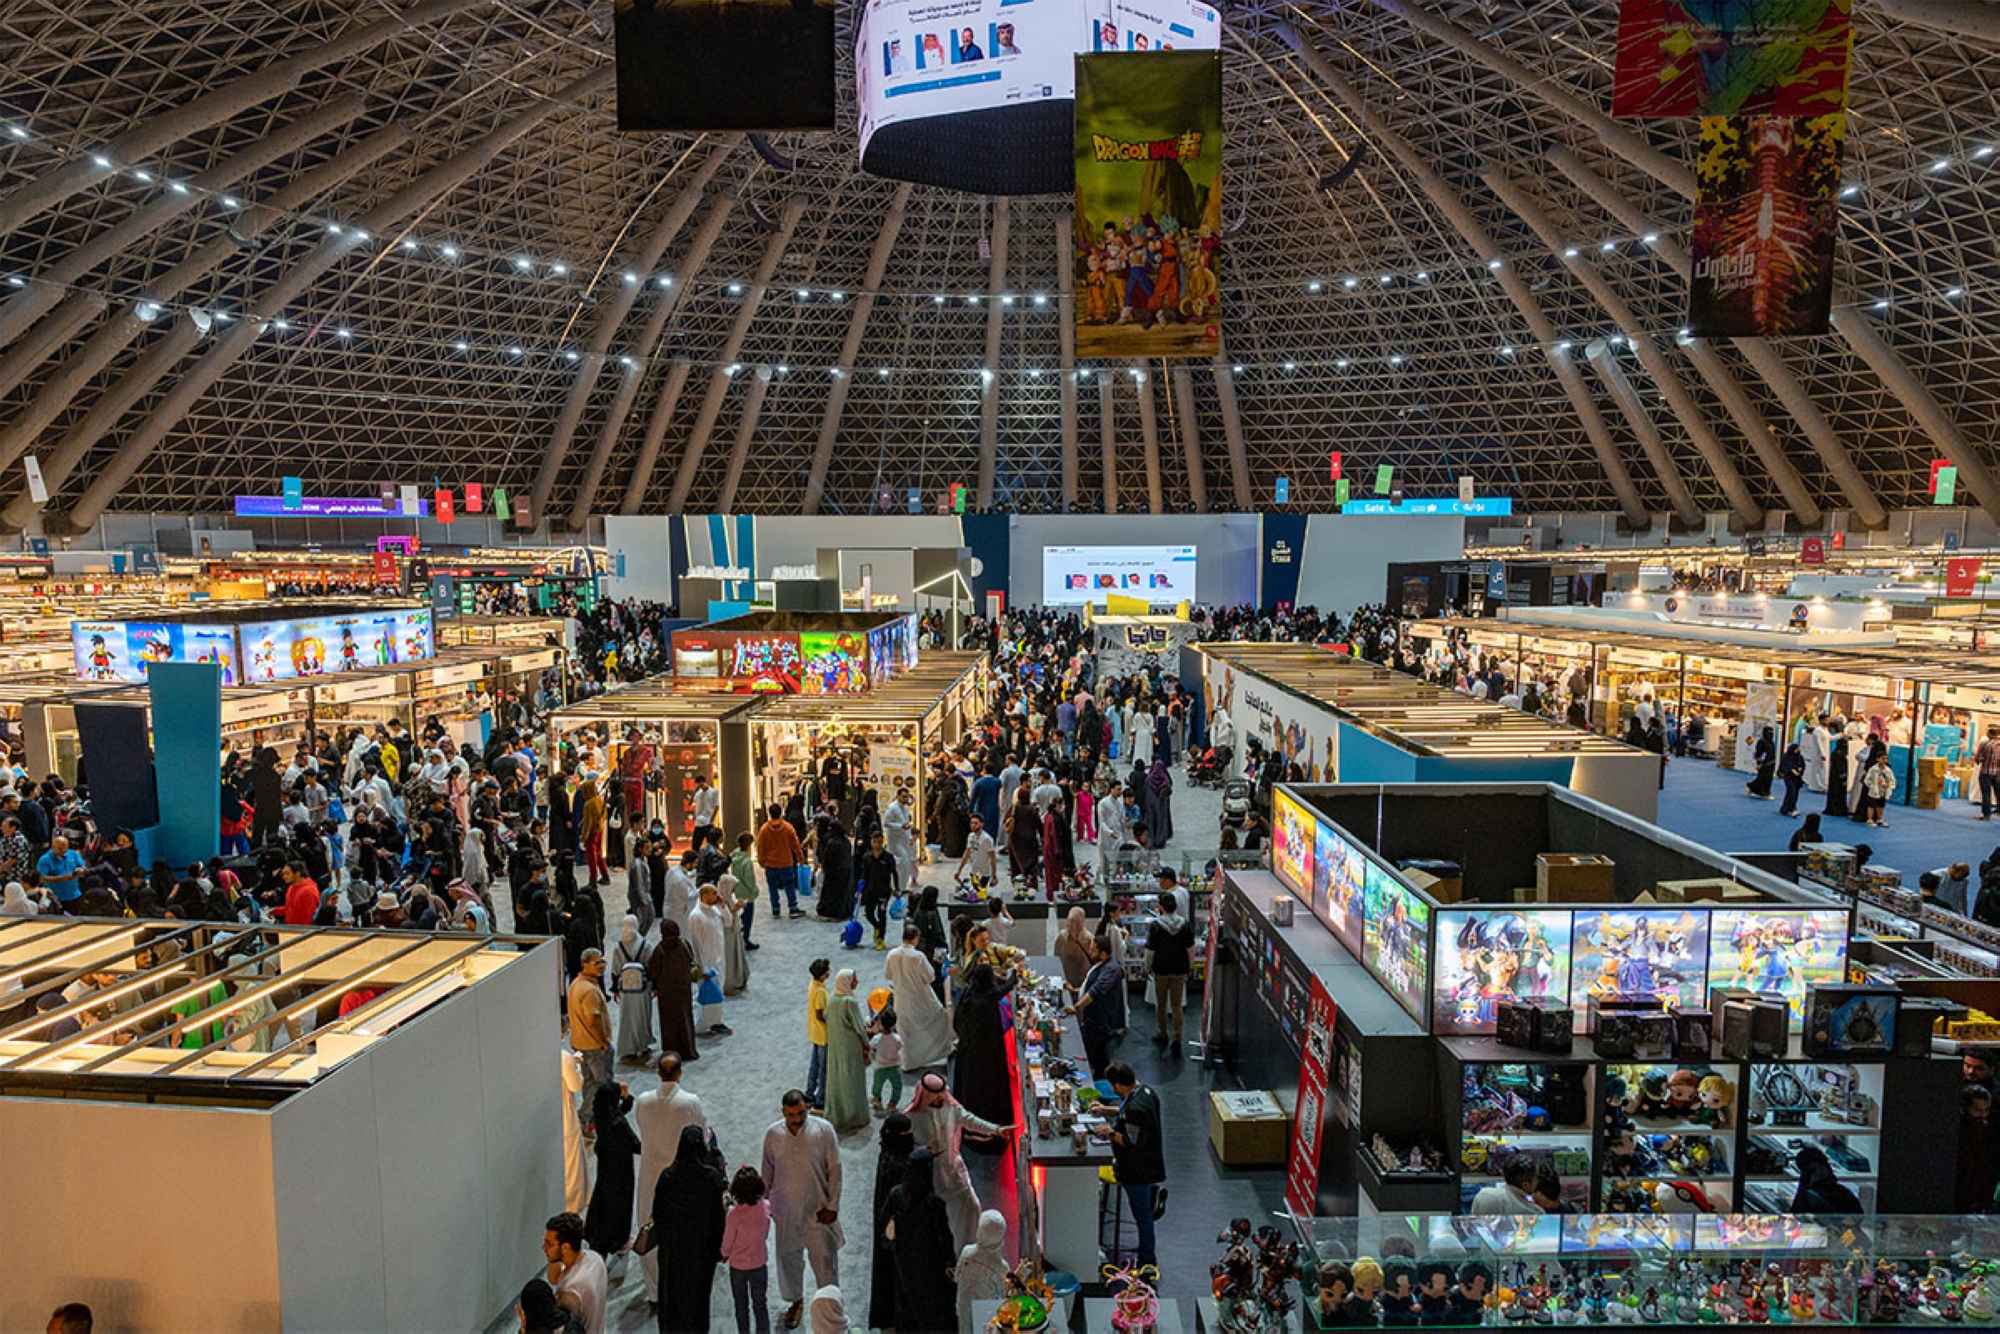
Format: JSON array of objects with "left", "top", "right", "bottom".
[{"left": 1653, "top": 754, "right": 2000, "bottom": 881}]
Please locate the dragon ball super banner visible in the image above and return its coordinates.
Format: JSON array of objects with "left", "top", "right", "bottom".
[
  {"left": 1612, "top": 0, "right": 1853, "bottom": 118},
  {"left": 1690, "top": 111, "right": 1844, "bottom": 338},
  {"left": 1072, "top": 50, "right": 1222, "bottom": 359}
]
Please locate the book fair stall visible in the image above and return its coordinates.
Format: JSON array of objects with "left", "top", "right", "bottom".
[{"left": 546, "top": 686, "right": 757, "bottom": 841}]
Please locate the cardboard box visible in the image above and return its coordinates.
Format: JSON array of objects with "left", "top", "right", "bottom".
[
  {"left": 1534, "top": 1006, "right": 1575, "bottom": 1055},
  {"left": 1632, "top": 1012, "right": 1676, "bottom": 1061},
  {"left": 1656, "top": 878, "right": 1736, "bottom": 903},
  {"left": 1804, "top": 984, "right": 1899, "bottom": 1058},
  {"left": 1595, "top": 1009, "right": 1639, "bottom": 1059},
  {"left": 1894, "top": 996, "right": 1965, "bottom": 1057},
  {"left": 1404, "top": 868, "right": 1463, "bottom": 905},
  {"left": 1536, "top": 854, "right": 1616, "bottom": 904},
  {"left": 1208, "top": 1090, "right": 1290, "bottom": 1166},
  {"left": 1720, "top": 997, "right": 1789, "bottom": 1060},
  {"left": 1674, "top": 1009, "right": 1715, "bottom": 1060}
]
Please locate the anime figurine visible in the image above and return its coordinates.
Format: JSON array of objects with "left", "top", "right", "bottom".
[
  {"left": 1348, "top": 1258, "right": 1384, "bottom": 1327},
  {"left": 1380, "top": 1259, "right": 1421, "bottom": 1327},
  {"left": 1694, "top": 1074, "right": 1735, "bottom": 1127}
]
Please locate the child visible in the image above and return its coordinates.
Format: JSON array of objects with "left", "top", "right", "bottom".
[
  {"left": 1074, "top": 778, "right": 1096, "bottom": 844},
  {"left": 805, "top": 958, "right": 830, "bottom": 1109},
  {"left": 722, "top": 1165, "right": 773, "bottom": 1334},
  {"left": 986, "top": 897, "right": 1015, "bottom": 948},
  {"left": 868, "top": 1006, "right": 903, "bottom": 1110}
]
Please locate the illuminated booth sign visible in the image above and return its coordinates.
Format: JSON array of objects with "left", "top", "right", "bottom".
[{"left": 72, "top": 607, "right": 435, "bottom": 685}]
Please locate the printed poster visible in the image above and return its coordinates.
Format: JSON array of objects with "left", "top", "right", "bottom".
[
  {"left": 1690, "top": 111, "right": 1844, "bottom": 338},
  {"left": 1284, "top": 975, "right": 1337, "bottom": 1217},
  {"left": 1073, "top": 50, "right": 1222, "bottom": 359},
  {"left": 1612, "top": 0, "right": 1853, "bottom": 118}
]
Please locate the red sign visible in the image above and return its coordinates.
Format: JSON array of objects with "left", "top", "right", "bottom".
[
  {"left": 465, "top": 483, "right": 483, "bottom": 513},
  {"left": 1931, "top": 459, "right": 1952, "bottom": 496},
  {"left": 1800, "top": 537, "right": 1826, "bottom": 565},
  {"left": 436, "top": 489, "right": 455, "bottom": 523},
  {"left": 1284, "top": 975, "right": 1338, "bottom": 1218},
  {"left": 1831, "top": 532, "right": 1845, "bottom": 550},
  {"left": 371, "top": 551, "right": 398, "bottom": 585},
  {"left": 1947, "top": 558, "right": 1983, "bottom": 598},
  {"left": 1328, "top": 451, "right": 1342, "bottom": 481}
]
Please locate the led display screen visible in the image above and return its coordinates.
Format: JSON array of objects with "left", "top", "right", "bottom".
[
  {"left": 1270, "top": 787, "right": 1313, "bottom": 896},
  {"left": 1362, "top": 860, "right": 1431, "bottom": 1022},
  {"left": 1430, "top": 908, "right": 1574, "bottom": 1036},
  {"left": 1704, "top": 907, "right": 1850, "bottom": 1028},
  {"left": 1310, "top": 816, "right": 1364, "bottom": 957},
  {"left": 1570, "top": 907, "right": 1713, "bottom": 1020},
  {"left": 1042, "top": 544, "right": 1197, "bottom": 604}
]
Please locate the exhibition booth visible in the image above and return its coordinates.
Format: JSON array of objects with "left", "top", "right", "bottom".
[
  {"left": 1198, "top": 643, "right": 1659, "bottom": 820},
  {"left": 670, "top": 610, "right": 916, "bottom": 695},
  {"left": 546, "top": 687, "right": 757, "bottom": 841},
  {"left": 1214, "top": 782, "right": 1975, "bottom": 1228},
  {"left": 0, "top": 916, "right": 562, "bottom": 1331}
]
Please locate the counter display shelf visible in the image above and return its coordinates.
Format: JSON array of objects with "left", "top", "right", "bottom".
[
  {"left": 1294, "top": 1214, "right": 2000, "bottom": 1328},
  {"left": 1010, "top": 958, "right": 1117, "bottom": 1280}
]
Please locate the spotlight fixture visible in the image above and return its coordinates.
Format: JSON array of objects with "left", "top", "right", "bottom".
[
  {"left": 91, "top": 154, "right": 112, "bottom": 167},
  {"left": 221, "top": 196, "right": 239, "bottom": 209},
  {"left": 401, "top": 239, "right": 420, "bottom": 252},
  {"left": 797, "top": 288, "right": 810, "bottom": 298},
  {"left": 1841, "top": 185, "right": 1859, "bottom": 197},
  {"left": 441, "top": 244, "right": 459, "bottom": 258},
  {"left": 829, "top": 290, "right": 844, "bottom": 300},
  {"left": 454, "top": 341, "right": 469, "bottom": 351},
  {"left": 565, "top": 349, "right": 579, "bottom": 361},
  {"left": 1343, "top": 277, "right": 1359, "bottom": 289},
  {"left": 1308, "top": 281, "right": 1323, "bottom": 293},
  {"left": 509, "top": 345, "right": 524, "bottom": 356},
  {"left": 1930, "top": 158, "right": 1951, "bottom": 173},
  {"left": 170, "top": 181, "right": 188, "bottom": 194},
  {"left": 1283, "top": 361, "right": 1297, "bottom": 372},
  {"left": 730, "top": 283, "right": 745, "bottom": 294},
  {"left": 1485, "top": 259, "right": 1501, "bottom": 271},
  {"left": 513, "top": 256, "right": 532, "bottom": 271},
  {"left": 6, "top": 125, "right": 27, "bottom": 139},
  {"left": 1946, "top": 287, "right": 1964, "bottom": 299},
  {"left": 1390, "top": 354, "right": 1404, "bottom": 365},
  {"left": 1600, "top": 240, "right": 1616, "bottom": 252},
  {"left": 623, "top": 271, "right": 639, "bottom": 285},
  {"left": 1335, "top": 358, "right": 1350, "bottom": 368},
  {"left": 1033, "top": 294, "right": 1048, "bottom": 306},
  {"left": 274, "top": 319, "right": 290, "bottom": 330},
  {"left": 551, "top": 263, "right": 568, "bottom": 276},
  {"left": 335, "top": 327, "right": 351, "bottom": 339},
  {"left": 620, "top": 356, "right": 636, "bottom": 368},
  {"left": 1564, "top": 247, "right": 1579, "bottom": 258}
]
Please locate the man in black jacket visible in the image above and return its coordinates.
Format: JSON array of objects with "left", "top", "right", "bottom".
[{"left": 1099, "top": 1061, "right": 1165, "bottom": 1268}]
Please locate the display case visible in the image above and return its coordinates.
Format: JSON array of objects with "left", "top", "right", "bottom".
[
  {"left": 1737, "top": 1060, "right": 1884, "bottom": 1214},
  {"left": 1597, "top": 1057, "right": 1740, "bottom": 1215},
  {"left": 1100, "top": 844, "right": 1263, "bottom": 897},
  {"left": 1294, "top": 1214, "right": 2000, "bottom": 1328},
  {"left": 1441, "top": 1038, "right": 1595, "bottom": 1214}
]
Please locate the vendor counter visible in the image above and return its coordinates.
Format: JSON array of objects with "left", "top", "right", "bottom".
[{"left": 1010, "top": 956, "right": 1118, "bottom": 1279}]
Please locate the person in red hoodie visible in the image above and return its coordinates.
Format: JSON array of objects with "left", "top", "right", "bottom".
[{"left": 278, "top": 861, "right": 321, "bottom": 926}]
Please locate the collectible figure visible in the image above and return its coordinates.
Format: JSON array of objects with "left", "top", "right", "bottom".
[
  {"left": 1349, "top": 1258, "right": 1385, "bottom": 1327},
  {"left": 1416, "top": 1262, "right": 1454, "bottom": 1327},
  {"left": 1380, "top": 1259, "right": 1421, "bottom": 1327},
  {"left": 1694, "top": 1073, "right": 1735, "bottom": 1127},
  {"left": 1446, "top": 1262, "right": 1491, "bottom": 1325}
]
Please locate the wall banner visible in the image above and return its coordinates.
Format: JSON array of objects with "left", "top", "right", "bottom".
[
  {"left": 1691, "top": 112, "right": 1844, "bottom": 337},
  {"left": 1072, "top": 51, "right": 1222, "bottom": 360},
  {"left": 1612, "top": 0, "right": 1853, "bottom": 118}
]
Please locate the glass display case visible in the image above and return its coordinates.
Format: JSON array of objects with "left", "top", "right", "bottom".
[
  {"left": 1449, "top": 1050, "right": 1595, "bottom": 1214},
  {"left": 1293, "top": 1214, "right": 2000, "bottom": 1328},
  {"left": 1100, "top": 844, "right": 1263, "bottom": 897},
  {"left": 1738, "top": 1060, "right": 1883, "bottom": 1214}
]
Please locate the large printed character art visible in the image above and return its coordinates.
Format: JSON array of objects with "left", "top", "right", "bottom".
[
  {"left": 250, "top": 634, "right": 279, "bottom": 682},
  {"left": 86, "top": 634, "right": 117, "bottom": 680}
]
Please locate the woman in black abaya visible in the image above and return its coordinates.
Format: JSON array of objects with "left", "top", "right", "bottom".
[
  {"left": 650, "top": 1122, "right": 727, "bottom": 1333},
  {"left": 950, "top": 963, "right": 1018, "bottom": 1131},
  {"left": 870, "top": 1112, "right": 916, "bottom": 1332},
  {"left": 1824, "top": 736, "right": 1851, "bottom": 818},
  {"left": 815, "top": 817, "right": 855, "bottom": 922},
  {"left": 887, "top": 1149, "right": 958, "bottom": 1333},
  {"left": 584, "top": 1080, "right": 640, "bottom": 1254}
]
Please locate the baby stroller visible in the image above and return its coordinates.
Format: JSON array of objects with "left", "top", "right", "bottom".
[
  {"left": 1220, "top": 779, "right": 1252, "bottom": 829},
  {"left": 1186, "top": 744, "right": 1233, "bottom": 788}
]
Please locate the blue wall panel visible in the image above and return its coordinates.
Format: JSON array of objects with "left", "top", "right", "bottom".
[{"left": 148, "top": 661, "right": 222, "bottom": 868}]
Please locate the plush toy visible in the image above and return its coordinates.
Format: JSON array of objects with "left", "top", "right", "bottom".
[
  {"left": 1694, "top": 1074, "right": 1735, "bottom": 1128},
  {"left": 1653, "top": 1180, "right": 1716, "bottom": 1214}
]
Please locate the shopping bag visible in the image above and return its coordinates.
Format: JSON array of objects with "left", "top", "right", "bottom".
[{"left": 696, "top": 970, "right": 724, "bottom": 1006}]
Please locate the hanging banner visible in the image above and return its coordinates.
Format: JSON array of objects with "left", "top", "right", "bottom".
[
  {"left": 493, "top": 487, "right": 512, "bottom": 521},
  {"left": 464, "top": 483, "right": 483, "bottom": 513},
  {"left": 436, "top": 489, "right": 455, "bottom": 524},
  {"left": 1612, "top": 0, "right": 1853, "bottom": 119},
  {"left": 1929, "top": 458, "right": 1952, "bottom": 496},
  {"left": 512, "top": 495, "right": 533, "bottom": 531},
  {"left": 1457, "top": 476, "right": 1475, "bottom": 506},
  {"left": 1072, "top": 51, "right": 1223, "bottom": 360},
  {"left": 281, "top": 476, "right": 303, "bottom": 511},
  {"left": 399, "top": 484, "right": 420, "bottom": 517},
  {"left": 1328, "top": 450, "right": 1342, "bottom": 481},
  {"left": 907, "top": 487, "right": 921, "bottom": 515},
  {"left": 1937, "top": 466, "right": 1959, "bottom": 506},
  {"left": 371, "top": 551, "right": 398, "bottom": 585},
  {"left": 1274, "top": 476, "right": 1289, "bottom": 505},
  {"left": 1335, "top": 478, "right": 1349, "bottom": 505},
  {"left": 1947, "top": 558, "right": 1983, "bottom": 598},
  {"left": 1800, "top": 536, "right": 1826, "bottom": 565},
  {"left": 1374, "top": 464, "right": 1393, "bottom": 495},
  {"left": 951, "top": 482, "right": 966, "bottom": 514},
  {"left": 1283, "top": 974, "right": 1337, "bottom": 1218},
  {"left": 1690, "top": 112, "right": 1844, "bottom": 338},
  {"left": 24, "top": 455, "right": 47, "bottom": 504}
]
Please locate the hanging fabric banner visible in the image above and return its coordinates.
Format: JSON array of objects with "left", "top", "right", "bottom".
[
  {"left": 1274, "top": 477, "right": 1289, "bottom": 504},
  {"left": 1929, "top": 458, "right": 1952, "bottom": 496},
  {"left": 1328, "top": 450, "right": 1342, "bottom": 481},
  {"left": 1690, "top": 111, "right": 1844, "bottom": 337},
  {"left": 1374, "top": 464, "right": 1393, "bottom": 495},
  {"left": 281, "top": 476, "right": 303, "bottom": 511},
  {"left": 399, "top": 484, "right": 420, "bottom": 517},
  {"left": 1072, "top": 51, "right": 1223, "bottom": 360},
  {"left": 464, "top": 483, "right": 483, "bottom": 513},
  {"left": 1335, "top": 478, "right": 1350, "bottom": 505},
  {"left": 493, "top": 487, "right": 511, "bottom": 521},
  {"left": 1935, "top": 466, "right": 1958, "bottom": 506},
  {"left": 1612, "top": 0, "right": 1853, "bottom": 119},
  {"left": 1458, "top": 476, "right": 1475, "bottom": 506},
  {"left": 436, "top": 489, "right": 455, "bottom": 524},
  {"left": 1947, "top": 558, "right": 1982, "bottom": 597}
]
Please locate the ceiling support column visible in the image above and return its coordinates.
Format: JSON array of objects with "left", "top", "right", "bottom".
[
  {"left": 975, "top": 199, "right": 1011, "bottom": 510},
  {"left": 666, "top": 194, "right": 806, "bottom": 513},
  {"left": 1133, "top": 365, "right": 1163, "bottom": 513},
  {"left": 537, "top": 136, "right": 737, "bottom": 528},
  {"left": 717, "top": 368, "right": 772, "bottom": 513},
  {"left": 56, "top": 70, "right": 613, "bottom": 533},
  {"left": 1209, "top": 358, "right": 1252, "bottom": 511},
  {"left": 1057, "top": 214, "right": 1079, "bottom": 511},
  {"left": 1098, "top": 377, "right": 1118, "bottom": 514},
  {"left": 606, "top": 190, "right": 736, "bottom": 516},
  {"left": 1835, "top": 307, "right": 2000, "bottom": 522},
  {"left": 1680, "top": 339, "right": 1820, "bottom": 527},
  {"left": 1172, "top": 367, "right": 1208, "bottom": 512},
  {"left": 801, "top": 182, "right": 911, "bottom": 515},
  {"left": 1583, "top": 341, "right": 1702, "bottom": 526},
  {"left": 0, "top": 0, "right": 492, "bottom": 239},
  {"left": 1484, "top": 169, "right": 1762, "bottom": 527},
  {"left": 0, "top": 294, "right": 105, "bottom": 404},
  {"left": 1278, "top": 23, "right": 1650, "bottom": 526}
]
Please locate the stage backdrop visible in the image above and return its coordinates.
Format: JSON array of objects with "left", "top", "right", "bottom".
[{"left": 1072, "top": 50, "right": 1222, "bottom": 359}]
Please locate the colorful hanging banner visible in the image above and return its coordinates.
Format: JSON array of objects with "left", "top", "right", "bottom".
[
  {"left": 1335, "top": 478, "right": 1350, "bottom": 505},
  {"left": 1072, "top": 51, "right": 1223, "bottom": 360},
  {"left": 1800, "top": 536, "right": 1826, "bottom": 565},
  {"left": 1374, "top": 464, "right": 1393, "bottom": 495},
  {"left": 1328, "top": 450, "right": 1342, "bottom": 481},
  {"left": 371, "top": 551, "right": 399, "bottom": 585},
  {"left": 464, "top": 483, "right": 483, "bottom": 513},
  {"left": 281, "top": 476, "right": 303, "bottom": 511},
  {"left": 436, "top": 489, "right": 455, "bottom": 524},
  {"left": 1947, "top": 558, "right": 1982, "bottom": 598},
  {"left": 1274, "top": 477, "right": 1290, "bottom": 504},
  {"left": 1690, "top": 112, "right": 1844, "bottom": 337},
  {"left": 513, "top": 495, "right": 533, "bottom": 531},
  {"left": 907, "top": 487, "right": 921, "bottom": 515},
  {"left": 951, "top": 482, "right": 966, "bottom": 514},
  {"left": 1612, "top": 0, "right": 1853, "bottom": 119},
  {"left": 493, "top": 487, "right": 511, "bottom": 521},
  {"left": 1935, "top": 466, "right": 1958, "bottom": 506},
  {"left": 1929, "top": 458, "right": 1952, "bottom": 496}
]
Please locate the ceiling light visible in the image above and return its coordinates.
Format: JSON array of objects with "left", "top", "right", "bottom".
[
  {"left": 829, "top": 367, "right": 843, "bottom": 378},
  {"left": 551, "top": 263, "right": 568, "bottom": 276},
  {"left": 1335, "top": 358, "right": 1350, "bottom": 369},
  {"left": 509, "top": 345, "right": 523, "bottom": 356},
  {"left": 1029, "top": 368, "right": 1042, "bottom": 377},
  {"left": 565, "top": 349, "right": 579, "bottom": 361},
  {"left": 778, "top": 365, "right": 789, "bottom": 375},
  {"left": 1283, "top": 361, "right": 1297, "bottom": 372},
  {"left": 1033, "top": 294, "right": 1048, "bottom": 306},
  {"left": 1499, "top": 345, "right": 1514, "bottom": 356},
  {"left": 135, "top": 301, "right": 162, "bottom": 323},
  {"left": 829, "top": 290, "right": 843, "bottom": 301},
  {"left": 513, "top": 256, "right": 532, "bottom": 271},
  {"left": 878, "top": 367, "right": 890, "bottom": 377},
  {"left": 1600, "top": 240, "right": 1617, "bottom": 252},
  {"left": 1930, "top": 158, "right": 1951, "bottom": 173},
  {"left": 1129, "top": 368, "right": 1143, "bottom": 382},
  {"left": 454, "top": 341, "right": 469, "bottom": 351},
  {"left": 5, "top": 276, "right": 22, "bottom": 288},
  {"left": 1679, "top": 327, "right": 1692, "bottom": 339},
  {"left": 796, "top": 288, "right": 809, "bottom": 298},
  {"left": 730, "top": 283, "right": 745, "bottom": 295},
  {"left": 1417, "top": 271, "right": 1429, "bottom": 281},
  {"left": 1485, "top": 259, "right": 1501, "bottom": 271},
  {"left": 169, "top": 181, "right": 188, "bottom": 195},
  {"left": 1946, "top": 287, "right": 1964, "bottom": 299},
  {"left": 1874, "top": 299, "right": 1890, "bottom": 309},
  {"left": 1078, "top": 368, "right": 1091, "bottom": 380},
  {"left": 621, "top": 356, "right": 636, "bottom": 368},
  {"left": 1343, "top": 277, "right": 1359, "bottom": 289},
  {"left": 1563, "top": 247, "right": 1579, "bottom": 258},
  {"left": 326, "top": 223, "right": 343, "bottom": 236},
  {"left": 1380, "top": 274, "right": 1394, "bottom": 284},
  {"left": 221, "top": 196, "right": 240, "bottom": 209},
  {"left": 1841, "top": 185, "right": 1859, "bottom": 197},
  {"left": 1557, "top": 341, "right": 1572, "bottom": 351},
  {"left": 1003, "top": 295, "right": 1016, "bottom": 305},
  {"left": 91, "top": 154, "right": 112, "bottom": 168},
  {"left": 213, "top": 309, "right": 232, "bottom": 323},
  {"left": 401, "top": 239, "right": 420, "bottom": 252},
  {"left": 6, "top": 125, "right": 27, "bottom": 139},
  {"left": 726, "top": 362, "right": 742, "bottom": 376},
  {"left": 967, "top": 295, "right": 980, "bottom": 305},
  {"left": 441, "top": 244, "right": 458, "bottom": 258},
  {"left": 132, "top": 169, "right": 152, "bottom": 182},
  {"left": 1232, "top": 364, "right": 1243, "bottom": 373},
  {"left": 335, "top": 327, "right": 351, "bottom": 339},
  {"left": 1308, "top": 281, "right": 1323, "bottom": 293},
  {"left": 1974, "top": 146, "right": 1994, "bottom": 159},
  {"left": 273, "top": 319, "right": 290, "bottom": 330},
  {"left": 1641, "top": 233, "right": 1658, "bottom": 244},
  {"left": 351, "top": 229, "right": 370, "bottom": 242},
  {"left": 1390, "top": 354, "right": 1404, "bottom": 365},
  {"left": 623, "top": 271, "right": 640, "bottom": 285},
  {"left": 659, "top": 276, "right": 675, "bottom": 287},
  {"left": 982, "top": 369, "right": 995, "bottom": 382}
]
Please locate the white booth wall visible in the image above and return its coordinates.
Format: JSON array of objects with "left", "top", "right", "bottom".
[
  {"left": 0, "top": 942, "right": 562, "bottom": 1333},
  {"left": 1295, "top": 514, "right": 1467, "bottom": 611}
]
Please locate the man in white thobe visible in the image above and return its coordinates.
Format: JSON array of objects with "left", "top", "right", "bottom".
[
  {"left": 885, "top": 926, "right": 953, "bottom": 1071},
  {"left": 883, "top": 789, "right": 917, "bottom": 889},
  {"left": 662, "top": 852, "right": 698, "bottom": 929},
  {"left": 633, "top": 1053, "right": 707, "bottom": 1300},
  {"left": 906, "top": 1072, "right": 1005, "bottom": 1250},
  {"left": 761, "top": 1092, "right": 843, "bottom": 1326},
  {"left": 686, "top": 885, "right": 731, "bottom": 1035},
  {"left": 1801, "top": 715, "right": 1829, "bottom": 792},
  {"left": 692, "top": 775, "right": 720, "bottom": 831}
]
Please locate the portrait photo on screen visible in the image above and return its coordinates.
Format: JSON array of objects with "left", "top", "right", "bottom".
[{"left": 615, "top": 0, "right": 836, "bottom": 131}]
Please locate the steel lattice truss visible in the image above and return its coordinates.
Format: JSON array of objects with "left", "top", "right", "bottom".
[{"left": 0, "top": 0, "right": 1995, "bottom": 530}]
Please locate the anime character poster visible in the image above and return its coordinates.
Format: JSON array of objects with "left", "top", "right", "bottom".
[
  {"left": 1312, "top": 818, "right": 1365, "bottom": 957},
  {"left": 1706, "top": 908, "right": 1847, "bottom": 1026},
  {"left": 1570, "top": 908, "right": 1712, "bottom": 1019},
  {"left": 800, "top": 631, "right": 869, "bottom": 695},
  {"left": 1362, "top": 864, "right": 1431, "bottom": 1022},
  {"left": 1270, "top": 787, "right": 1314, "bottom": 896},
  {"left": 1612, "top": 0, "right": 1852, "bottom": 119},
  {"left": 725, "top": 633, "right": 803, "bottom": 693},
  {"left": 1072, "top": 51, "right": 1222, "bottom": 359},
  {"left": 1431, "top": 909, "right": 1574, "bottom": 1036},
  {"left": 73, "top": 622, "right": 133, "bottom": 682},
  {"left": 1690, "top": 111, "right": 1845, "bottom": 338},
  {"left": 186, "top": 625, "right": 237, "bottom": 685}
]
